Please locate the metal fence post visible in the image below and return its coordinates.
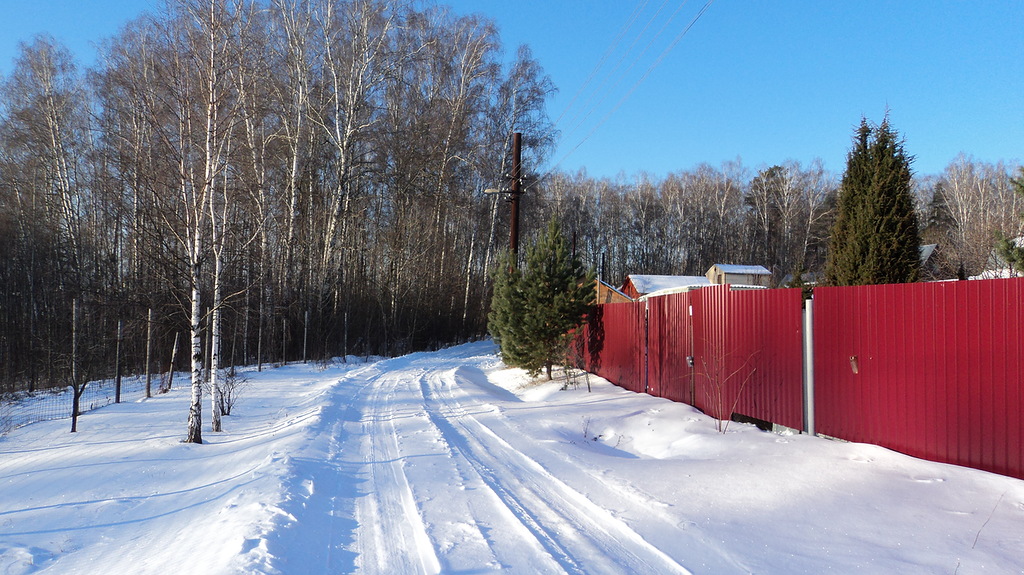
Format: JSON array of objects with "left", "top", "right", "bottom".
[
  {"left": 643, "top": 300, "right": 649, "bottom": 394},
  {"left": 803, "top": 297, "right": 815, "bottom": 436}
]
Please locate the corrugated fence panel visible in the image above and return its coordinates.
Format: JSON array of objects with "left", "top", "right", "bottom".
[
  {"left": 647, "top": 292, "right": 694, "bottom": 403},
  {"left": 690, "top": 286, "right": 804, "bottom": 430},
  {"left": 691, "top": 286, "right": 731, "bottom": 420},
  {"left": 583, "top": 301, "right": 646, "bottom": 394},
  {"left": 814, "top": 278, "right": 1024, "bottom": 480},
  {"left": 732, "top": 287, "right": 804, "bottom": 430}
]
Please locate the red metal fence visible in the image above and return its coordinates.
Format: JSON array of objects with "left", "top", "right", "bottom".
[
  {"left": 583, "top": 286, "right": 804, "bottom": 431},
  {"left": 646, "top": 294, "right": 693, "bottom": 403},
  {"left": 692, "top": 286, "right": 804, "bottom": 430},
  {"left": 580, "top": 277, "right": 1024, "bottom": 480},
  {"left": 582, "top": 301, "right": 646, "bottom": 394},
  {"left": 813, "top": 278, "right": 1024, "bottom": 480}
]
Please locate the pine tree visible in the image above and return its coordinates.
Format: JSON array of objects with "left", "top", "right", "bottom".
[
  {"left": 487, "top": 251, "right": 522, "bottom": 354},
  {"left": 488, "top": 218, "right": 596, "bottom": 379},
  {"left": 825, "top": 116, "right": 921, "bottom": 286}
]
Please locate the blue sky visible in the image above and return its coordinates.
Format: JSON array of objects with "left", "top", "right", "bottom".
[{"left": 2, "top": 0, "right": 1021, "bottom": 180}]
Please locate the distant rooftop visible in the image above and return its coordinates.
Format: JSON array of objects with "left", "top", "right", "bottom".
[
  {"left": 626, "top": 274, "right": 711, "bottom": 294},
  {"left": 711, "top": 264, "right": 771, "bottom": 275}
]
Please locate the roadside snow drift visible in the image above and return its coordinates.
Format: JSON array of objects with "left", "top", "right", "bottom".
[{"left": 1, "top": 341, "right": 1022, "bottom": 574}]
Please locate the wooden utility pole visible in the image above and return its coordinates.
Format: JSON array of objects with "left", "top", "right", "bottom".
[
  {"left": 144, "top": 308, "right": 154, "bottom": 398},
  {"left": 303, "top": 309, "right": 309, "bottom": 363},
  {"left": 71, "top": 299, "right": 80, "bottom": 433},
  {"left": 164, "top": 332, "right": 179, "bottom": 393},
  {"left": 114, "top": 320, "right": 123, "bottom": 403},
  {"left": 509, "top": 132, "right": 522, "bottom": 264}
]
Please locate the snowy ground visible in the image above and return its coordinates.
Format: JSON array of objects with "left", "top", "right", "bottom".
[{"left": 1, "top": 341, "right": 1022, "bottom": 574}]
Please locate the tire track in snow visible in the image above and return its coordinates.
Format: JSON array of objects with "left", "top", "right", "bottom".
[
  {"left": 334, "top": 350, "right": 735, "bottom": 573},
  {"left": 390, "top": 373, "right": 570, "bottom": 573},
  {"left": 434, "top": 363, "right": 753, "bottom": 574},
  {"left": 260, "top": 363, "right": 378, "bottom": 574},
  {"left": 417, "top": 370, "right": 694, "bottom": 575},
  {"left": 354, "top": 366, "right": 442, "bottom": 575}
]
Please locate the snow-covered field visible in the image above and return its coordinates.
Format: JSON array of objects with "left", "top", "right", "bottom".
[{"left": 1, "top": 341, "right": 1022, "bottom": 574}]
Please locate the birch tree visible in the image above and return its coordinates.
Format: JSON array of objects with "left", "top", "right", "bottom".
[
  {"left": 185, "top": 0, "right": 246, "bottom": 434},
  {"left": 0, "top": 36, "right": 93, "bottom": 391},
  {"left": 314, "top": 0, "right": 394, "bottom": 289},
  {"left": 933, "top": 156, "right": 1024, "bottom": 276},
  {"left": 1, "top": 0, "right": 574, "bottom": 395}
]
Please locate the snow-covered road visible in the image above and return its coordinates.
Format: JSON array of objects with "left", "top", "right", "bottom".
[
  {"left": 326, "top": 353, "right": 706, "bottom": 574},
  {"left": 2, "top": 341, "right": 1022, "bottom": 574}
]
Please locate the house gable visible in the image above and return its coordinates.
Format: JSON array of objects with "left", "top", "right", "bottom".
[{"left": 706, "top": 264, "right": 772, "bottom": 287}]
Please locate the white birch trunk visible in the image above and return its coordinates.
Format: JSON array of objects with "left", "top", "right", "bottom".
[
  {"left": 462, "top": 232, "right": 476, "bottom": 325},
  {"left": 210, "top": 263, "right": 223, "bottom": 432},
  {"left": 186, "top": 254, "right": 204, "bottom": 444}
]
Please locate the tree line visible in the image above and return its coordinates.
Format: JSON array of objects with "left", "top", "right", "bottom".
[
  {"left": 0, "top": 0, "right": 557, "bottom": 440},
  {"left": 1, "top": 0, "right": 1020, "bottom": 422},
  {"left": 527, "top": 152, "right": 1021, "bottom": 287}
]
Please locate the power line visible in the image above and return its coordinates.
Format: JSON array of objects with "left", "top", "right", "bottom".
[
  {"left": 567, "top": 0, "right": 695, "bottom": 141},
  {"left": 529, "top": 0, "right": 716, "bottom": 192},
  {"left": 550, "top": 0, "right": 649, "bottom": 131},
  {"left": 554, "top": 0, "right": 670, "bottom": 144}
]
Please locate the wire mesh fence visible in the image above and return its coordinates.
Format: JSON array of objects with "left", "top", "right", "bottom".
[{"left": 0, "top": 372, "right": 180, "bottom": 436}]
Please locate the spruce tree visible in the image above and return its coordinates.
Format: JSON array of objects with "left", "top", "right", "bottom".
[
  {"left": 488, "top": 218, "right": 596, "bottom": 379},
  {"left": 995, "top": 169, "right": 1024, "bottom": 274},
  {"left": 825, "top": 116, "right": 921, "bottom": 286}
]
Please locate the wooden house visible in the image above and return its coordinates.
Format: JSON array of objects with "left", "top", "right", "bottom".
[
  {"left": 706, "top": 264, "right": 772, "bottom": 287},
  {"left": 595, "top": 280, "right": 632, "bottom": 304}
]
